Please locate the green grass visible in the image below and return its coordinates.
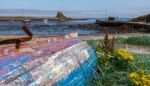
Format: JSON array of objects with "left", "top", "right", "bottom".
[
  {"left": 126, "top": 36, "right": 150, "bottom": 46},
  {"left": 116, "top": 36, "right": 150, "bottom": 46},
  {"left": 89, "top": 54, "right": 150, "bottom": 86},
  {"left": 116, "top": 36, "right": 127, "bottom": 44},
  {"left": 87, "top": 35, "right": 150, "bottom": 47},
  {"left": 133, "top": 54, "right": 150, "bottom": 72},
  {"left": 86, "top": 40, "right": 103, "bottom": 49},
  {"left": 87, "top": 40, "right": 150, "bottom": 86}
]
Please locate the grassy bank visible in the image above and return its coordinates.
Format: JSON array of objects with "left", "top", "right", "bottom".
[
  {"left": 87, "top": 35, "right": 150, "bottom": 46},
  {"left": 117, "top": 35, "right": 150, "bottom": 46},
  {"left": 87, "top": 36, "right": 150, "bottom": 86}
]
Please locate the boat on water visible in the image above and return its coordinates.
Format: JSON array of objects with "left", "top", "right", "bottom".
[
  {"left": 0, "top": 33, "right": 97, "bottom": 86},
  {"left": 22, "top": 19, "right": 31, "bottom": 26}
]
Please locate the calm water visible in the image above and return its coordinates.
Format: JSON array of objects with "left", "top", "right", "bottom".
[{"left": 0, "top": 18, "right": 129, "bottom": 35}]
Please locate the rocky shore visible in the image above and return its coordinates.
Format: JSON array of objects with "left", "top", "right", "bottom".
[
  {"left": 68, "top": 14, "right": 150, "bottom": 33},
  {"left": 131, "top": 14, "right": 150, "bottom": 23}
]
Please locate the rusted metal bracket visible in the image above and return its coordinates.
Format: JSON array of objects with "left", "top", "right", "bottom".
[{"left": 0, "top": 25, "right": 33, "bottom": 49}]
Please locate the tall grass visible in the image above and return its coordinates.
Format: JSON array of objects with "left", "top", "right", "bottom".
[
  {"left": 86, "top": 40, "right": 103, "bottom": 49},
  {"left": 87, "top": 35, "right": 150, "bottom": 46},
  {"left": 87, "top": 39, "right": 150, "bottom": 86},
  {"left": 116, "top": 35, "right": 150, "bottom": 46},
  {"left": 134, "top": 54, "right": 150, "bottom": 72},
  {"left": 116, "top": 36, "right": 127, "bottom": 44},
  {"left": 126, "top": 36, "right": 150, "bottom": 46}
]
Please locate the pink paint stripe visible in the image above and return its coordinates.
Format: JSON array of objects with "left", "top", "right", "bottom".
[{"left": 0, "top": 38, "right": 81, "bottom": 78}]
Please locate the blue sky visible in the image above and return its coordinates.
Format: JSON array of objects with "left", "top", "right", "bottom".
[{"left": 0, "top": 0, "right": 150, "bottom": 17}]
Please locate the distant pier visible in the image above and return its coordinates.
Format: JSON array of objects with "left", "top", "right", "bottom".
[{"left": 96, "top": 20, "right": 150, "bottom": 28}]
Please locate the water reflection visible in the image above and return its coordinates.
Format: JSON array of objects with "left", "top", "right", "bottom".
[
  {"left": 0, "top": 18, "right": 129, "bottom": 35},
  {"left": 0, "top": 19, "right": 99, "bottom": 35}
]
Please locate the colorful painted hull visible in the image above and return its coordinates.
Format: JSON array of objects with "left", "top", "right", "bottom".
[{"left": 0, "top": 38, "right": 97, "bottom": 86}]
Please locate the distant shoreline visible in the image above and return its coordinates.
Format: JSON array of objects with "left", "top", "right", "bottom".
[{"left": 0, "top": 16, "right": 88, "bottom": 21}]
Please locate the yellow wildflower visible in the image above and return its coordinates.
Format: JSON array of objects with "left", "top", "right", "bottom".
[
  {"left": 129, "top": 70, "right": 150, "bottom": 86},
  {"left": 115, "top": 49, "right": 134, "bottom": 62},
  {"left": 129, "top": 72, "right": 138, "bottom": 79}
]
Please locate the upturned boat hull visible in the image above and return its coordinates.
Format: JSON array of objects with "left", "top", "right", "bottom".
[{"left": 0, "top": 37, "right": 97, "bottom": 86}]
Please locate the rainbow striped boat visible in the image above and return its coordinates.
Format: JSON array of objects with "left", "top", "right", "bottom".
[{"left": 0, "top": 35, "right": 97, "bottom": 86}]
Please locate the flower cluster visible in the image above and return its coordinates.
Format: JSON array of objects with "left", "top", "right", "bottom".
[
  {"left": 115, "top": 49, "right": 134, "bottom": 62},
  {"left": 129, "top": 70, "right": 150, "bottom": 86},
  {"left": 92, "top": 33, "right": 150, "bottom": 86}
]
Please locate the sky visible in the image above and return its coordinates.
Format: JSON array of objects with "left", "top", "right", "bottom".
[{"left": 0, "top": 0, "right": 150, "bottom": 17}]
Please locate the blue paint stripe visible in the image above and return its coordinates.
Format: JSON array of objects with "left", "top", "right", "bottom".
[
  {"left": 0, "top": 57, "right": 16, "bottom": 67},
  {"left": 0, "top": 55, "right": 29, "bottom": 80},
  {"left": 54, "top": 48, "right": 97, "bottom": 86}
]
